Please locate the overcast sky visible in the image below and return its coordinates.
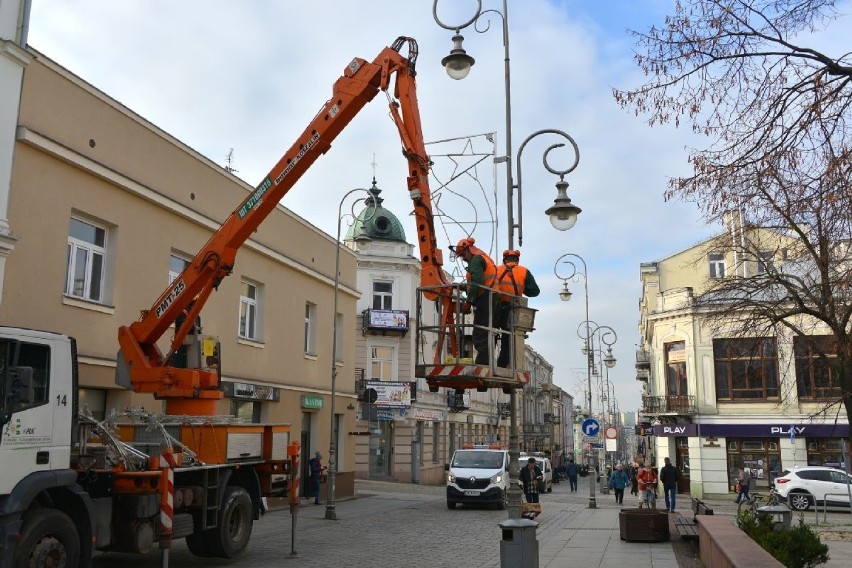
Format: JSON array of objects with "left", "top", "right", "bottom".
[{"left": 25, "top": 1, "right": 850, "bottom": 418}]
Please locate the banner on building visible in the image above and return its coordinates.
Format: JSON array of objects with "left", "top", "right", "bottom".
[{"left": 366, "top": 381, "right": 413, "bottom": 408}]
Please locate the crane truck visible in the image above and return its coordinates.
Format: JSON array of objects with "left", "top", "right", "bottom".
[{"left": 0, "top": 35, "right": 530, "bottom": 568}]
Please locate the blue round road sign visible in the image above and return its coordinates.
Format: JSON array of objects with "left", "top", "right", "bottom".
[{"left": 581, "top": 418, "right": 601, "bottom": 437}]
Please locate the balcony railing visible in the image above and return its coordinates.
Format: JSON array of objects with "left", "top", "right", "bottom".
[
  {"left": 635, "top": 349, "right": 651, "bottom": 369},
  {"left": 641, "top": 395, "right": 697, "bottom": 416}
]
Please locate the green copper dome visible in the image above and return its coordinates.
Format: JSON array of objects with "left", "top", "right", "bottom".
[{"left": 345, "top": 180, "right": 407, "bottom": 243}]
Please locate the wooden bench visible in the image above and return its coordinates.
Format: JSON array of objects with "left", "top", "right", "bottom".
[{"left": 674, "top": 497, "right": 714, "bottom": 540}]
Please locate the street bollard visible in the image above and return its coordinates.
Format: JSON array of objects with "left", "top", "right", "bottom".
[{"left": 499, "top": 518, "right": 539, "bottom": 568}]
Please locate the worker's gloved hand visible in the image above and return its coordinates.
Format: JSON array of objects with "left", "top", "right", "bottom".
[{"left": 461, "top": 301, "right": 472, "bottom": 314}]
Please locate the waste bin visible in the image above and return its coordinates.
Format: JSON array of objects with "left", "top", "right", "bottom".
[
  {"left": 499, "top": 518, "right": 539, "bottom": 567},
  {"left": 757, "top": 506, "right": 792, "bottom": 531}
]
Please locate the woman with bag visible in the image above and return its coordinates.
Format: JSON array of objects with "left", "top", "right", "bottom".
[
  {"left": 609, "top": 464, "right": 630, "bottom": 504},
  {"left": 734, "top": 468, "right": 751, "bottom": 504}
]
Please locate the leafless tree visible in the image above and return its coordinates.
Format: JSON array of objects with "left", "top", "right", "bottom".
[{"left": 616, "top": 1, "right": 852, "bottom": 425}]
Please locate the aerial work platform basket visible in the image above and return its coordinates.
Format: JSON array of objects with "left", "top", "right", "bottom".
[{"left": 414, "top": 283, "right": 534, "bottom": 392}]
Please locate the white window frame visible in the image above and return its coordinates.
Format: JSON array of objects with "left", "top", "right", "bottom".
[
  {"left": 369, "top": 344, "right": 395, "bottom": 380},
  {"left": 65, "top": 217, "right": 107, "bottom": 302},
  {"left": 372, "top": 280, "right": 393, "bottom": 310},
  {"left": 708, "top": 252, "right": 726, "bottom": 279},
  {"left": 304, "top": 302, "right": 317, "bottom": 355},
  {"left": 239, "top": 280, "right": 261, "bottom": 341},
  {"left": 334, "top": 312, "right": 344, "bottom": 363},
  {"left": 168, "top": 253, "right": 190, "bottom": 285}
]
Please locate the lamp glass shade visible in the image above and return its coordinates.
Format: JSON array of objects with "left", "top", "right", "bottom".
[
  {"left": 548, "top": 208, "right": 578, "bottom": 231},
  {"left": 443, "top": 54, "right": 473, "bottom": 80},
  {"left": 558, "top": 283, "right": 572, "bottom": 302}
]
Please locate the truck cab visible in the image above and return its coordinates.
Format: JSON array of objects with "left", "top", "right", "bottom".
[{"left": 445, "top": 445, "right": 509, "bottom": 510}]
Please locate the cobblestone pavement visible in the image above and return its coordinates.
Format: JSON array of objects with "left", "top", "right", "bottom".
[{"left": 90, "top": 479, "right": 852, "bottom": 568}]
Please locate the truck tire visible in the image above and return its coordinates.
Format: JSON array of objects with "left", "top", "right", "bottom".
[
  {"left": 12, "top": 508, "right": 80, "bottom": 568},
  {"left": 204, "top": 486, "right": 253, "bottom": 558},
  {"left": 185, "top": 531, "right": 213, "bottom": 557}
]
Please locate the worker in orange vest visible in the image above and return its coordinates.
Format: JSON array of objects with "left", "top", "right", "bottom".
[
  {"left": 494, "top": 250, "right": 539, "bottom": 367},
  {"left": 451, "top": 237, "right": 497, "bottom": 365}
]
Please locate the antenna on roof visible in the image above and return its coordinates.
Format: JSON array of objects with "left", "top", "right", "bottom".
[{"left": 225, "top": 148, "right": 238, "bottom": 174}]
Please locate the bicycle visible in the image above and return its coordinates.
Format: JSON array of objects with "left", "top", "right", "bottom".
[{"left": 737, "top": 487, "right": 783, "bottom": 517}]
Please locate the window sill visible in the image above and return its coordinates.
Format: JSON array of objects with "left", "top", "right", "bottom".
[
  {"left": 237, "top": 337, "right": 264, "bottom": 348},
  {"left": 62, "top": 295, "right": 115, "bottom": 315},
  {"left": 304, "top": 353, "right": 318, "bottom": 361}
]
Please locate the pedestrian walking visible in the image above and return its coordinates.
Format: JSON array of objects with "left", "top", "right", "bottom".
[
  {"left": 734, "top": 467, "right": 751, "bottom": 504},
  {"left": 308, "top": 451, "right": 327, "bottom": 505},
  {"left": 566, "top": 459, "right": 579, "bottom": 491},
  {"left": 519, "top": 457, "right": 544, "bottom": 504},
  {"left": 609, "top": 464, "right": 630, "bottom": 504},
  {"left": 636, "top": 463, "right": 658, "bottom": 509},
  {"left": 659, "top": 457, "right": 680, "bottom": 512},
  {"left": 629, "top": 462, "right": 639, "bottom": 496},
  {"left": 494, "top": 249, "right": 540, "bottom": 367}
]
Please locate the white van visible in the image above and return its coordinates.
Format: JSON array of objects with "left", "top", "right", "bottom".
[
  {"left": 445, "top": 446, "right": 510, "bottom": 509},
  {"left": 518, "top": 454, "right": 553, "bottom": 493}
]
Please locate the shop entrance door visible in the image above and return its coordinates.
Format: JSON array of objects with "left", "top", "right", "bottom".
[{"left": 675, "top": 437, "right": 690, "bottom": 493}]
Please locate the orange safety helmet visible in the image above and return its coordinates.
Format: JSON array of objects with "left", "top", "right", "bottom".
[
  {"left": 452, "top": 237, "right": 476, "bottom": 256},
  {"left": 502, "top": 249, "right": 520, "bottom": 260}
]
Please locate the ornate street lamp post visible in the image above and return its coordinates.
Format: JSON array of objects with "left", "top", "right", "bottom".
[
  {"left": 434, "top": 0, "right": 583, "bottom": 523},
  {"left": 325, "top": 188, "right": 374, "bottom": 521}
]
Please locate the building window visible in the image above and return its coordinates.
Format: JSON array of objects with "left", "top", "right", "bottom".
[
  {"left": 168, "top": 254, "right": 189, "bottom": 284},
  {"left": 239, "top": 281, "right": 261, "bottom": 341},
  {"left": 334, "top": 313, "right": 343, "bottom": 363},
  {"left": 665, "top": 341, "right": 688, "bottom": 397},
  {"left": 713, "top": 338, "right": 779, "bottom": 400},
  {"left": 756, "top": 251, "right": 774, "bottom": 275},
  {"left": 370, "top": 346, "right": 394, "bottom": 380},
  {"left": 432, "top": 422, "right": 440, "bottom": 463},
  {"left": 708, "top": 253, "right": 726, "bottom": 279},
  {"left": 794, "top": 335, "right": 840, "bottom": 400},
  {"left": 65, "top": 217, "right": 107, "bottom": 302},
  {"left": 304, "top": 302, "right": 317, "bottom": 355},
  {"left": 372, "top": 281, "right": 393, "bottom": 310}
]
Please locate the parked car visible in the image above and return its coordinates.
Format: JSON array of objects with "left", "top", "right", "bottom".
[
  {"left": 445, "top": 446, "right": 510, "bottom": 510},
  {"left": 518, "top": 454, "right": 553, "bottom": 493},
  {"left": 774, "top": 466, "right": 852, "bottom": 511}
]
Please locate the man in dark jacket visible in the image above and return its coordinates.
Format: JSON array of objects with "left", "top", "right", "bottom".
[
  {"left": 659, "top": 457, "right": 680, "bottom": 512},
  {"left": 566, "top": 459, "right": 579, "bottom": 491},
  {"left": 519, "top": 457, "right": 544, "bottom": 504},
  {"left": 452, "top": 237, "right": 497, "bottom": 365}
]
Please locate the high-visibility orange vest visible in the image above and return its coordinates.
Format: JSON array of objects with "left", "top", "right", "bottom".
[
  {"left": 495, "top": 262, "right": 529, "bottom": 301},
  {"left": 465, "top": 250, "right": 497, "bottom": 298}
]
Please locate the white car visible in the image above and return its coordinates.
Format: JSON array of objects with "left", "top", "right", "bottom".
[
  {"left": 518, "top": 455, "right": 553, "bottom": 493},
  {"left": 774, "top": 466, "right": 852, "bottom": 511}
]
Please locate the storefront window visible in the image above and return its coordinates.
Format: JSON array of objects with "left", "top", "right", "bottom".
[
  {"left": 806, "top": 437, "right": 848, "bottom": 468},
  {"left": 726, "top": 438, "right": 781, "bottom": 489}
]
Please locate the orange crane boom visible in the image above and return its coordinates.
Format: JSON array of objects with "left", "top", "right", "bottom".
[{"left": 117, "top": 37, "right": 457, "bottom": 415}]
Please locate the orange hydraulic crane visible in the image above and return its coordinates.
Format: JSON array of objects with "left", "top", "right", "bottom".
[{"left": 117, "top": 37, "right": 460, "bottom": 415}]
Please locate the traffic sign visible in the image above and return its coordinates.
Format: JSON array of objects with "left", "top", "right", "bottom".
[
  {"left": 590, "top": 443, "right": 604, "bottom": 449},
  {"left": 604, "top": 426, "right": 618, "bottom": 440},
  {"left": 581, "top": 418, "right": 601, "bottom": 437}
]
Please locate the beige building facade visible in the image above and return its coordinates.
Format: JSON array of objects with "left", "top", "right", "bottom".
[
  {"left": 638, "top": 228, "right": 849, "bottom": 498},
  {"left": 4, "top": 49, "right": 359, "bottom": 497}
]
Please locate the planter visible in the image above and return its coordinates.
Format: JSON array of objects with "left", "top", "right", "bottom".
[{"left": 619, "top": 508, "right": 670, "bottom": 542}]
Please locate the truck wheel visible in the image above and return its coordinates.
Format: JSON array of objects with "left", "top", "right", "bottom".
[
  {"left": 204, "top": 486, "right": 253, "bottom": 558},
  {"left": 185, "top": 531, "right": 213, "bottom": 557},
  {"left": 13, "top": 508, "right": 80, "bottom": 568}
]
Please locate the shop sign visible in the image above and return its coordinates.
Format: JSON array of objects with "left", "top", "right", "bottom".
[
  {"left": 413, "top": 408, "right": 444, "bottom": 421},
  {"left": 222, "top": 381, "right": 280, "bottom": 401},
  {"left": 366, "top": 381, "right": 412, "bottom": 408},
  {"left": 301, "top": 395, "right": 324, "bottom": 410},
  {"left": 653, "top": 423, "right": 850, "bottom": 437}
]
